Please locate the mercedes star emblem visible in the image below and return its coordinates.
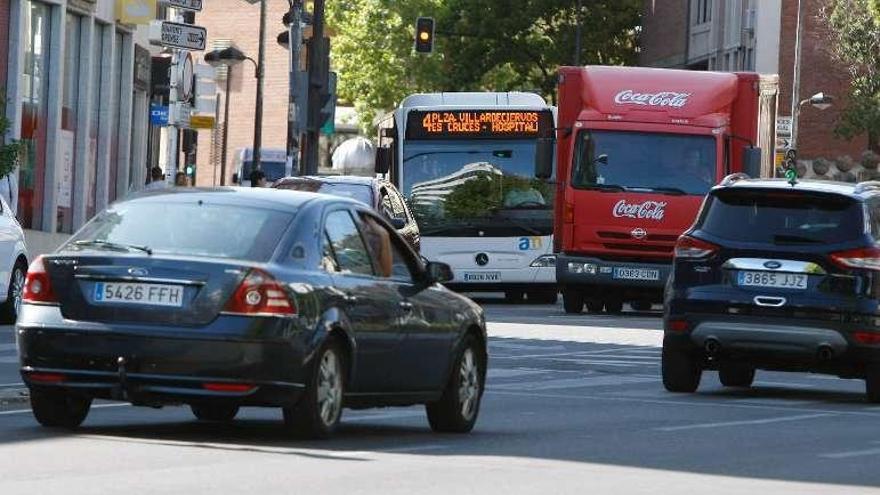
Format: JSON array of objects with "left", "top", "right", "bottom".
[{"left": 475, "top": 253, "right": 489, "bottom": 266}]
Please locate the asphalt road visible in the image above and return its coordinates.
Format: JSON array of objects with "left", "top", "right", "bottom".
[{"left": 2, "top": 302, "right": 880, "bottom": 494}]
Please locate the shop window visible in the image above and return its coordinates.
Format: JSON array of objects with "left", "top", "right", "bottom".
[{"left": 58, "top": 13, "right": 83, "bottom": 233}]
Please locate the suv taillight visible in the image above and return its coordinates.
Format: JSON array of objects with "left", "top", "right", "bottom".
[
  {"left": 23, "top": 256, "right": 58, "bottom": 304},
  {"left": 673, "top": 235, "right": 719, "bottom": 260},
  {"left": 223, "top": 269, "right": 296, "bottom": 316},
  {"left": 830, "top": 247, "right": 880, "bottom": 271}
]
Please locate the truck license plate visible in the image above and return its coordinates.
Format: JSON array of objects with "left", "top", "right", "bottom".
[
  {"left": 462, "top": 272, "right": 501, "bottom": 282},
  {"left": 737, "top": 271, "right": 807, "bottom": 290},
  {"left": 613, "top": 267, "right": 660, "bottom": 281}
]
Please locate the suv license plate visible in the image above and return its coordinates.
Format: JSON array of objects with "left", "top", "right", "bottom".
[
  {"left": 462, "top": 272, "right": 501, "bottom": 282},
  {"left": 94, "top": 282, "right": 184, "bottom": 307},
  {"left": 737, "top": 271, "right": 807, "bottom": 290},
  {"left": 613, "top": 267, "right": 660, "bottom": 281}
]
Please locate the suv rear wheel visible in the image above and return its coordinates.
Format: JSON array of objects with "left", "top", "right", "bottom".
[
  {"left": 662, "top": 336, "right": 702, "bottom": 393},
  {"left": 866, "top": 366, "right": 880, "bottom": 403},
  {"left": 718, "top": 364, "right": 755, "bottom": 388}
]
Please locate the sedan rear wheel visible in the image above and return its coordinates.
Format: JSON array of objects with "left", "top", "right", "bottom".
[
  {"left": 30, "top": 389, "right": 91, "bottom": 429},
  {"left": 426, "top": 335, "right": 484, "bottom": 433},
  {"left": 191, "top": 404, "right": 240, "bottom": 422},
  {"left": 284, "top": 340, "right": 345, "bottom": 439},
  {"left": 0, "top": 261, "right": 26, "bottom": 324}
]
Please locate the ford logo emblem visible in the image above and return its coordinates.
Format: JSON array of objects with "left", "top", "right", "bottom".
[
  {"left": 128, "top": 267, "right": 149, "bottom": 277},
  {"left": 631, "top": 228, "right": 647, "bottom": 240},
  {"left": 763, "top": 261, "right": 782, "bottom": 270},
  {"left": 475, "top": 253, "right": 489, "bottom": 266}
]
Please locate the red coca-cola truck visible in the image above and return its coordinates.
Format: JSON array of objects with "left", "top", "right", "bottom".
[{"left": 534, "top": 65, "right": 778, "bottom": 314}]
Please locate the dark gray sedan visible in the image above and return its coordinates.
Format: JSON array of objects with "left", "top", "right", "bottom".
[{"left": 17, "top": 188, "right": 486, "bottom": 438}]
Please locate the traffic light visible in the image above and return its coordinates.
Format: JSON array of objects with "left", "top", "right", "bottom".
[{"left": 414, "top": 17, "right": 434, "bottom": 54}]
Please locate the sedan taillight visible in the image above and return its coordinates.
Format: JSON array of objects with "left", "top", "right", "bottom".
[
  {"left": 673, "top": 235, "right": 719, "bottom": 260},
  {"left": 830, "top": 247, "right": 880, "bottom": 271},
  {"left": 23, "top": 256, "right": 58, "bottom": 304},
  {"left": 223, "top": 269, "right": 296, "bottom": 316}
]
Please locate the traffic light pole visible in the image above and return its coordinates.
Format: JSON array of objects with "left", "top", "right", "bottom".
[
  {"left": 252, "top": 0, "right": 267, "bottom": 176},
  {"left": 286, "top": 1, "right": 303, "bottom": 176},
  {"left": 303, "top": 0, "right": 326, "bottom": 175}
]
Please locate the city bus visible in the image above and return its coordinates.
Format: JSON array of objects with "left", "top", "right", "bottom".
[
  {"left": 232, "top": 148, "right": 291, "bottom": 186},
  {"left": 375, "top": 92, "right": 558, "bottom": 303}
]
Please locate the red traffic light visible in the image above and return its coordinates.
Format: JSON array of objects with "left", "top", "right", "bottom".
[{"left": 414, "top": 16, "right": 434, "bottom": 54}]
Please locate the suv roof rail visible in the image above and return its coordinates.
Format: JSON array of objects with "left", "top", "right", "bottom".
[
  {"left": 719, "top": 173, "right": 751, "bottom": 187},
  {"left": 854, "top": 181, "right": 880, "bottom": 194}
]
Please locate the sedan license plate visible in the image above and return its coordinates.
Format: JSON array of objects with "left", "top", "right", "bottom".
[
  {"left": 94, "top": 282, "right": 184, "bottom": 307},
  {"left": 462, "top": 272, "right": 501, "bottom": 282},
  {"left": 613, "top": 267, "right": 660, "bottom": 281},
  {"left": 737, "top": 271, "right": 807, "bottom": 290}
]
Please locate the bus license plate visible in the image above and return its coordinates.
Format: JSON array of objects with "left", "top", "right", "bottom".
[
  {"left": 613, "top": 267, "right": 660, "bottom": 281},
  {"left": 737, "top": 271, "right": 807, "bottom": 290},
  {"left": 94, "top": 282, "right": 184, "bottom": 307},
  {"left": 462, "top": 272, "right": 501, "bottom": 282}
]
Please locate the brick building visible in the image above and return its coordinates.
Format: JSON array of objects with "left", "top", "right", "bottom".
[
  {"left": 640, "top": 0, "right": 870, "bottom": 180},
  {"left": 192, "top": 1, "right": 358, "bottom": 187}
]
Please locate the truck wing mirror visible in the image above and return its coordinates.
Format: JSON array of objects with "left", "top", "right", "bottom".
[
  {"left": 534, "top": 138, "right": 554, "bottom": 179},
  {"left": 595, "top": 154, "right": 608, "bottom": 166},
  {"left": 375, "top": 146, "right": 392, "bottom": 175},
  {"left": 742, "top": 147, "right": 762, "bottom": 178}
]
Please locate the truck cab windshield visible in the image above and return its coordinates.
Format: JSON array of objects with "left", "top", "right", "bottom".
[{"left": 571, "top": 130, "right": 717, "bottom": 196}]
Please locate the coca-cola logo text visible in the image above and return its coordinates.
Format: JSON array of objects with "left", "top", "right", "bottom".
[
  {"left": 612, "top": 200, "right": 667, "bottom": 221},
  {"left": 613, "top": 90, "right": 690, "bottom": 108}
]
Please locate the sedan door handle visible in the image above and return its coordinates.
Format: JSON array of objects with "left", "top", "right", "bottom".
[{"left": 398, "top": 301, "right": 414, "bottom": 311}]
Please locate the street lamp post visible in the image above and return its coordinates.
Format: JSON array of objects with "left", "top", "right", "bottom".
[
  {"left": 253, "top": 0, "right": 267, "bottom": 177},
  {"left": 205, "top": 46, "right": 256, "bottom": 185},
  {"left": 791, "top": 92, "right": 834, "bottom": 151}
]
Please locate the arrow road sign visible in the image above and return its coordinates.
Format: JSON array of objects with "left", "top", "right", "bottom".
[
  {"left": 159, "top": 0, "right": 203, "bottom": 12},
  {"left": 148, "top": 21, "right": 207, "bottom": 51}
]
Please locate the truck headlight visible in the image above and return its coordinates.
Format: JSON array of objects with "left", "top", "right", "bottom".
[
  {"left": 567, "top": 262, "right": 597, "bottom": 275},
  {"left": 530, "top": 255, "right": 557, "bottom": 268}
]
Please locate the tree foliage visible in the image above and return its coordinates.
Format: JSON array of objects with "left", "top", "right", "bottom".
[
  {"left": 824, "top": 0, "right": 880, "bottom": 151},
  {"left": 0, "top": 95, "right": 23, "bottom": 178},
  {"left": 326, "top": 0, "right": 640, "bottom": 133}
]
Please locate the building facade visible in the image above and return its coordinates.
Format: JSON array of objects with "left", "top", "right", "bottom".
[
  {"left": 2, "top": 0, "right": 154, "bottom": 241},
  {"left": 640, "top": 0, "right": 866, "bottom": 174}
]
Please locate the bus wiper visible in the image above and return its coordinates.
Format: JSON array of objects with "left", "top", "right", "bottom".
[
  {"left": 73, "top": 240, "right": 153, "bottom": 255},
  {"left": 773, "top": 234, "right": 823, "bottom": 245}
]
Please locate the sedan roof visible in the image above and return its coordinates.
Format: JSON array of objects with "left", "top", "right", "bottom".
[
  {"left": 129, "top": 186, "right": 356, "bottom": 212},
  {"left": 276, "top": 175, "right": 381, "bottom": 186}
]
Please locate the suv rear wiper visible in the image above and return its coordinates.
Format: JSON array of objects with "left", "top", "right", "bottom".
[
  {"left": 73, "top": 240, "right": 153, "bottom": 255},
  {"left": 773, "top": 234, "right": 823, "bottom": 245}
]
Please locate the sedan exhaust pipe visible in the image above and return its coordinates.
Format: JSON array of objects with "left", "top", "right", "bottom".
[
  {"left": 704, "top": 338, "right": 721, "bottom": 357},
  {"left": 817, "top": 345, "right": 834, "bottom": 361}
]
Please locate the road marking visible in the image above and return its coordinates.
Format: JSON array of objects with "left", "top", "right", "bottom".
[
  {"left": 345, "top": 410, "right": 424, "bottom": 422},
  {"left": 753, "top": 381, "right": 816, "bottom": 389},
  {"left": 0, "top": 403, "right": 129, "bottom": 416},
  {"left": 819, "top": 447, "right": 880, "bottom": 459},
  {"left": 488, "top": 322, "right": 662, "bottom": 347},
  {"left": 487, "top": 368, "right": 548, "bottom": 379},
  {"left": 493, "top": 375, "right": 656, "bottom": 391},
  {"left": 0, "top": 343, "right": 17, "bottom": 351},
  {"left": 655, "top": 413, "right": 834, "bottom": 432},
  {"left": 0, "top": 382, "right": 23, "bottom": 387},
  {"left": 0, "top": 356, "right": 19, "bottom": 363}
]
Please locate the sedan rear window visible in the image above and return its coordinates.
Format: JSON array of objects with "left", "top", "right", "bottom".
[
  {"left": 700, "top": 189, "right": 865, "bottom": 244},
  {"left": 64, "top": 202, "right": 294, "bottom": 261},
  {"left": 276, "top": 180, "right": 373, "bottom": 206}
]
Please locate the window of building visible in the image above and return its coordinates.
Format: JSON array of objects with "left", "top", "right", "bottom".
[
  {"left": 18, "top": 0, "right": 52, "bottom": 230},
  {"left": 108, "top": 31, "right": 124, "bottom": 203},
  {"left": 58, "top": 13, "right": 83, "bottom": 233},
  {"left": 695, "top": 0, "right": 712, "bottom": 25},
  {"left": 87, "top": 23, "right": 106, "bottom": 221}
]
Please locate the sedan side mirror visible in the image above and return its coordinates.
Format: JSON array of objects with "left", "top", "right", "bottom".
[
  {"left": 425, "top": 261, "right": 453, "bottom": 284},
  {"left": 375, "top": 146, "right": 392, "bottom": 175},
  {"left": 534, "top": 138, "right": 554, "bottom": 179},
  {"left": 389, "top": 218, "right": 406, "bottom": 229}
]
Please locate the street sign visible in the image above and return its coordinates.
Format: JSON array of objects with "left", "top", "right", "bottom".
[
  {"left": 148, "top": 20, "right": 207, "bottom": 51},
  {"left": 150, "top": 104, "right": 169, "bottom": 126},
  {"left": 158, "top": 0, "right": 202, "bottom": 12},
  {"left": 776, "top": 116, "right": 792, "bottom": 137},
  {"left": 190, "top": 115, "right": 215, "bottom": 129},
  {"left": 179, "top": 52, "right": 195, "bottom": 101}
]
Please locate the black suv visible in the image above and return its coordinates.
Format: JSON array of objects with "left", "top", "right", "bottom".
[{"left": 663, "top": 175, "right": 880, "bottom": 402}]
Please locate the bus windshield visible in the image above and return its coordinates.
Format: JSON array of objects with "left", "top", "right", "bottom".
[
  {"left": 571, "top": 130, "right": 717, "bottom": 196},
  {"left": 401, "top": 140, "right": 554, "bottom": 237},
  {"left": 240, "top": 161, "right": 287, "bottom": 183}
]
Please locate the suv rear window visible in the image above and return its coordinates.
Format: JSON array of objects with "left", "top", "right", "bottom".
[{"left": 700, "top": 189, "right": 865, "bottom": 244}]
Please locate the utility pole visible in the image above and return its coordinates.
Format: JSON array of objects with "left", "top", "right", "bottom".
[
  {"left": 789, "top": 0, "right": 804, "bottom": 152},
  {"left": 165, "top": 9, "right": 182, "bottom": 180},
  {"left": 220, "top": 69, "right": 232, "bottom": 186},
  {"left": 286, "top": 0, "right": 304, "bottom": 176},
  {"left": 252, "top": 0, "right": 268, "bottom": 175}
]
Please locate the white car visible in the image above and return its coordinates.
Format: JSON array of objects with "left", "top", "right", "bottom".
[{"left": 0, "top": 196, "right": 28, "bottom": 322}]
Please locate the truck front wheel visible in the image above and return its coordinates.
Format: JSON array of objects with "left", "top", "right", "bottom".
[{"left": 562, "top": 289, "right": 584, "bottom": 314}]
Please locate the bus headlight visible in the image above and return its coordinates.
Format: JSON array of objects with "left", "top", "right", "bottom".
[
  {"left": 567, "top": 262, "right": 597, "bottom": 275},
  {"left": 530, "top": 255, "right": 557, "bottom": 268}
]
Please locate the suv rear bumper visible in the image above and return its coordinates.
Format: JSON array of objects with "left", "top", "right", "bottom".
[{"left": 688, "top": 320, "right": 849, "bottom": 358}]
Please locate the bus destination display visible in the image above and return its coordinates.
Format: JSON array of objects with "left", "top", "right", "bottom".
[{"left": 406, "top": 110, "right": 553, "bottom": 139}]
